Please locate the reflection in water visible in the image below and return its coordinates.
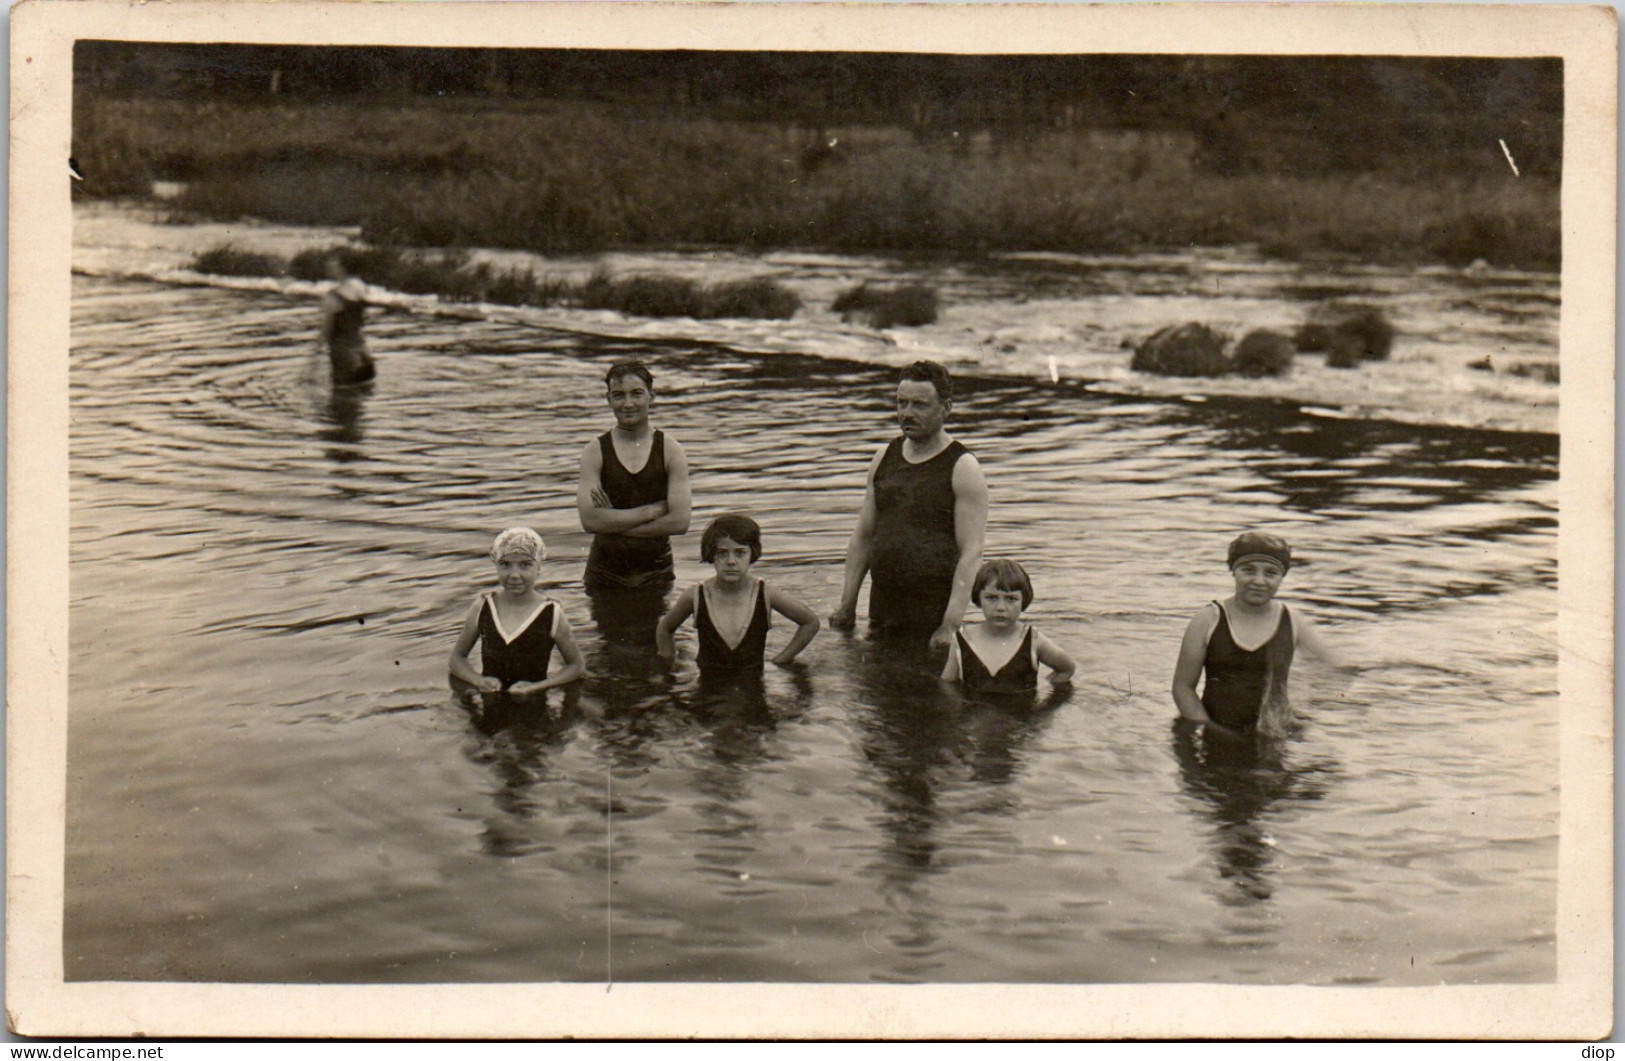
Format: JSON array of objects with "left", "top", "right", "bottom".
[
  {"left": 317, "top": 381, "right": 370, "bottom": 464},
  {"left": 1170, "top": 717, "right": 1336, "bottom": 906},
  {"left": 458, "top": 684, "right": 587, "bottom": 857},
  {"left": 586, "top": 583, "right": 671, "bottom": 655},
  {"left": 849, "top": 632, "right": 1064, "bottom": 869}
]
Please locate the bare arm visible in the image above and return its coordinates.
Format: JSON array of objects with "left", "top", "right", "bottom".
[
  {"left": 940, "top": 635, "right": 963, "bottom": 682},
  {"left": 929, "top": 453, "right": 989, "bottom": 650},
  {"left": 319, "top": 290, "right": 339, "bottom": 345},
  {"left": 1034, "top": 630, "right": 1075, "bottom": 685},
  {"left": 1292, "top": 608, "right": 1347, "bottom": 668},
  {"left": 655, "top": 587, "right": 697, "bottom": 663},
  {"left": 1171, "top": 605, "right": 1218, "bottom": 722},
  {"left": 448, "top": 599, "right": 501, "bottom": 692},
  {"left": 766, "top": 584, "right": 820, "bottom": 666},
  {"left": 577, "top": 439, "right": 668, "bottom": 534},
  {"left": 831, "top": 446, "right": 886, "bottom": 627},
  {"left": 619, "top": 437, "right": 692, "bottom": 539}
]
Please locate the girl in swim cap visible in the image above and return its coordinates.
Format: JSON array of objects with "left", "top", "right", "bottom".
[
  {"left": 449, "top": 527, "right": 585, "bottom": 696},
  {"left": 1170, "top": 531, "right": 1342, "bottom": 739}
]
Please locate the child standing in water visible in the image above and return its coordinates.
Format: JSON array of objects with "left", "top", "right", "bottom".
[
  {"left": 1171, "top": 531, "right": 1340, "bottom": 738},
  {"left": 942, "top": 559, "right": 1075, "bottom": 693},
  {"left": 656, "top": 514, "right": 820, "bottom": 672},
  {"left": 449, "top": 528, "right": 585, "bottom": 694}
]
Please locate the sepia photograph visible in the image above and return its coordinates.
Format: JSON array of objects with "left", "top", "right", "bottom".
[{"left": 7, "top": 0, "right": 1614, "bottom": 1040}]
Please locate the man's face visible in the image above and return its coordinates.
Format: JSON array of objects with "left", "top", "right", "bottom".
[
  {"left": 606, "top": 374, "right": 653, "bottom": 430},
  {"left": 895, "top": 380, "right": 947, "bottom": 440}
]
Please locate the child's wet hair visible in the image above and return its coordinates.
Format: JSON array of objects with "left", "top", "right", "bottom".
[
  {"left": 973, "top": 558, "right": 1033, "bottom": 609},
  {"left": 604, "top": 359, "right": 654, "bottom": 391},
  {"left": 700, "top": 513, "right": 763, "bottom": 563}
]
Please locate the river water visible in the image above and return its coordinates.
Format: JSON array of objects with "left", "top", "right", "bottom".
[{"left": 66, "top": 272, "right": 1557, "bottom": 985}]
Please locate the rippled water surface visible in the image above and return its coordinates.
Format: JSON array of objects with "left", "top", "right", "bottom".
[{"left": 67, "top": 275, "right": 1557, "bottom": 984}]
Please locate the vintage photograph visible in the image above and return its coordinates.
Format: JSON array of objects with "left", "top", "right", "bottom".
[{"left": 9, "top": 0, "right": 1613, "bottom": 1040}]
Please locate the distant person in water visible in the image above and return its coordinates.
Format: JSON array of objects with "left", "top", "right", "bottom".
[
  {"left": 656, "top": 514, "right": 820, "bottom": 673},
  {"left": 319, "top": 253, "right": 375, "bottom": 387},
  {"left": 449, "top": 528, "right": 585, "bottom": 695},
  {"left": 1171, "top": 532, "right": 1342, "bottom": 739},
  {"left": 942, "top": 559, "right": 1075, "bottom": 694},
  {"left": 830, "top": 360, "right": 988, "bottom": 650},
  {"left": 577, "top": 359, "right": 692, "bottom": 592}
]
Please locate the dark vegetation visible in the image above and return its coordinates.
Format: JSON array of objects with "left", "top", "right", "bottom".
[
  {"left": 75, "top": 45, "right": 1562, "bottom": 269},
  {"left": 1132, "top": 306, "right": 1399, "bottom": 379},
  {"left": 193, "top": 244, "right": 802, "bottom": 320},
  {"left": 832, "top": 284, "right": 941, "bottom": 327},
  {"left": 1296, "top": 304, "right": 1395, "bottom": 368},
  {"left": 1132, "top": 324, "right": 1231, "bottom": 377},
  {"left": 1231, "top": 330, "right": 1297, "bottom": 378}
]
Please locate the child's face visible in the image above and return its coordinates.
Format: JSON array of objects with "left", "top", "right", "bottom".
[
  {"left": 977, "top": 584, "right": 1026, "bottom": 627},
  {"left": 709, "top": 536, "right": 754, "bottom": 582},
  {"left": 494, "top": 553, "right": 541, "bottom": 596},
  {"left": 1231, "top": 559, "right": 1285, "bottom": 606}
]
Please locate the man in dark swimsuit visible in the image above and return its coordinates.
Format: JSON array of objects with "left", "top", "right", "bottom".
[
  {"left": 830, "top": 360, "right": 988, "bottom": 650},
  {"left": 576, "top": 360, "right": 692, "bottom": 639}
]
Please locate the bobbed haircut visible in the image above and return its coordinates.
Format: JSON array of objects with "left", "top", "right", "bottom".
[
  {"left": 973, "top": 558, "right": 1034, "bottom": 610},
  {"left": 898, "top": 359, "right": 954, "bottom": 404},
  {"left": 700, "top": 513, "right": 763, "bottom": 563},
  {"left": 604, "top": 359, "right": 654, "bottom": 391}
]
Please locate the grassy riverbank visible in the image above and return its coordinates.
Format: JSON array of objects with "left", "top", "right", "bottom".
[{"left": 76, "top": 97, "right": 1559, "bottom": 269}]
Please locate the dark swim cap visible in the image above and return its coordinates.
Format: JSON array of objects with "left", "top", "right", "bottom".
[{"left": 1228, "top": 531, "right": 1292, "bottom": 572}]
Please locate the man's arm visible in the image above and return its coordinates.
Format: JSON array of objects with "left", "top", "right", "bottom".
[
  {"left": 830, "top": 446, "right": 887, "bottom": 628},
  {"left": 929, "top": 453, "right": 989, "bottom": 650},
  {"left": 577, "top": 439, "right": 667, "bottom": 535},
  {"left": 618, "top": 437, "right": 692, "bottom": 539}
]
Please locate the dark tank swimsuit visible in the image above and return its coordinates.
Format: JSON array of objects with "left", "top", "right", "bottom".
[
  {"left": 869, "top": 436, "right": 969, "bottom": 632},
  {"left": 327, "top": 286, "right": 375, "bottom": 386},
  {"left": 956, "top": 625, "right": 1039, "bottom": 695},
  {"left": 478, "top": 595, "right": 559, "bottom": 690},
  {"left": 585, "top": 429, "right": 673, "bottom": 590},
  {"left": 1200, "top": 601, "right": 1294, "bottom": 730},
  {"left": 695, "top": 579, "right": 771, "bottom": 673}
]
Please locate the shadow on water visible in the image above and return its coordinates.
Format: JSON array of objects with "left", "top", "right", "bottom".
[{"left": 1170, "top": 717, "right": 1338, "bottom": 907}]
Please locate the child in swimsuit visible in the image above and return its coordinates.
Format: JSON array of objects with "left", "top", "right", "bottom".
[
  {"left": 449, "top": 527, "right": 586, "bottom": 694},
  {"left": 942, "top": 559, "right": 1075, "bottom": 693},
  {"left": 656, "top": 514, "right": 820, "bottom": 673},
  {"left": 1170, "top": 531, "right": 1340, "bottom": 738}
]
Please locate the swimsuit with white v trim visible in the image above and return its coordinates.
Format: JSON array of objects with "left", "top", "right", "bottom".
[
  {"left": 478, "top": 594, "right": 559, "bottom": 689},
  {"left": 955, "top": 624, "right": 1039, "bottom": 694},
  {"left": 695, "top": 578, "right": 771, "bottom": 673}
]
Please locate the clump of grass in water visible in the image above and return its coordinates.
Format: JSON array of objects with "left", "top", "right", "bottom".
[
  {"left": 191, "top": 244, "right": 289, "bottom": 278},
  {"left": 831, "top": 283, "right": 940, "bottom": 328},
  {"left": 1296, "top": 304, "right": 1394, "bottom": 369},
  {"left": 579, "top": 270, "right": 801, "bottom": 320},
  {"left": 1131, "top": 323, "right": 1231, "bottom": 377},
  {"left": 197, "top": 243, "right": 800, "bottom": 321},
  {"left": 1232, "top": 329, "right": 1296, "bottom": 378}
]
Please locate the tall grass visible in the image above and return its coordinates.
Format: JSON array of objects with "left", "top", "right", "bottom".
[{"left": 82, "top": 97, "right": 1560, "bottom": 269}]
